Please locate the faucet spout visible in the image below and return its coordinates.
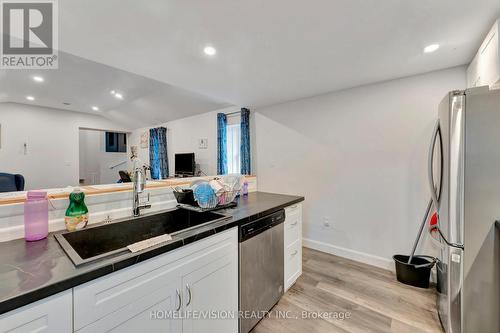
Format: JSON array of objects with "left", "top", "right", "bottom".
[{"left": 133, "top": 167, "right": 150, "bottom": 217}]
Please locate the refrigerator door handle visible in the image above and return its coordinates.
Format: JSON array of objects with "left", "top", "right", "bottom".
[
  {"left": 427, "top": 120, "right": 452, "bottom": 250},
  {"left": 428, "top": 120, "right": 442, "bottom": 211}
]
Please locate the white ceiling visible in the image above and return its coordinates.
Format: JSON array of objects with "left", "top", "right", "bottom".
[
  {"left": 57, "top": 0, "right": 500, "bottom": 108},
  {"left": 0, "top": 51, "right": 230, "bottom": 128}
]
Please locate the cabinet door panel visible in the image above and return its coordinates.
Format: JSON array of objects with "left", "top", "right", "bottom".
[
  {"left": 480, "top": 29, "right": 498, "bottom": 87},
  {"left": 285, "top": 238, "right": 302, "bottom": 291},
  {"left": 77, "top": 276, "right": 181, "bottom": 333},
  {"left": 74, "top": 259, "right": 183, "bottom": 330},
  {"left": 0, "top": 290, "right": 72, "bottom": 333},
  {"left": 182, "top": 254, "right": 238, "bottom": 333}
]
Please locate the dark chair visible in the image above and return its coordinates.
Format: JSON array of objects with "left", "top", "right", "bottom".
[
  {"left": 0, "top": 173, "right": 25, "bottom": 192},
  {"left": 118, "top": 170, "right": 132, "bottom": 183}
]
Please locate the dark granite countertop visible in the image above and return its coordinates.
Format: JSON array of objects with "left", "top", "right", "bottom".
[{"left": 0, "top": 191, "right": 303, "bottom": 315}]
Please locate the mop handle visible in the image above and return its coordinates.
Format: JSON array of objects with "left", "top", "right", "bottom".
[{"left": 408, "top": 197, "right": 433, "bottom": 264}]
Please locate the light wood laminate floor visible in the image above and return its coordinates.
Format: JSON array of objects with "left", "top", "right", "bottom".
[{"left": 252, "top": 247, "right": 444, "bottom": 333}]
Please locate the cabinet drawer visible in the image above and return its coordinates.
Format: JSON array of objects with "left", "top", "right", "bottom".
[
  {"left": 284, "top": 239, "right": 301, "bottom": 290},
  {"left": 0, "top": 290, "right": 72, "bottom": 333},
  {"left": 284, "top": 203, "right": 301, "bottom": 216},
  {"left": 284, "top": 210, "right": 300, "bottom": 246}
]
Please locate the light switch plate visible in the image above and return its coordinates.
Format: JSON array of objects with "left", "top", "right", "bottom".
[{"left": 198, "top": 138, "right": 208, "bottom": 149}]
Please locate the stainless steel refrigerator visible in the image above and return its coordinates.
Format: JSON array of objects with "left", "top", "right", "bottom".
[{"left": 429, "top": 87, "right": 500, "bottom": 333}]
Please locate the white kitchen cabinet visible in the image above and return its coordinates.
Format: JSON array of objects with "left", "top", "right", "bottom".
[
  {"left": 467, "top": 19, "right": 500, "bottom": 89},
  {"left": 73, "top": 228, "right": 238, "bottom": 333},
  {"left": 181, "top": 249, "right": 238, "bottom": 333},
  {"left": 0, "top": 290, "right": 72, "bottom": 333},
  {"left": 284, "top": 203, "right": 302, "bottom": 291}
]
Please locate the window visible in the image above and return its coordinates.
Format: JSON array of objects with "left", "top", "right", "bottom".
[
  {"left": 226, "top": 124, "right": 241, "bottom": 174},
  {"left": 105, "top": 132, "right": 127, "bottom": 152}
]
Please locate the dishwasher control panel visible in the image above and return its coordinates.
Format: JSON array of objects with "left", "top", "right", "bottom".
[{"left": 239, "top": 209, "right": 285, "bottom": 242}]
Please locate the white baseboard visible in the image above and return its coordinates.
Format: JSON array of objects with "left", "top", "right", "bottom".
[{"left": 302, "top": 238, "right": 395, "bottom": 271}]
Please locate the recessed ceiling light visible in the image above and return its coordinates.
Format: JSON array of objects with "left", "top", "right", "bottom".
[
  {"left": 32, "top": 76, "right": 44, "bottom": 83},
  {"left": 26, "top": 96, "right": 35, "bottom": 101},
  {"left": 110, "top": 90, "right": 123, "bottom": 99},
  {"left": 424, "top": 44, "right": 440, "bottom": 53},
  {"left": 91, "top": 106, "right": 99, "bottom": 111},
  {"left": 203, "top": 46, "right": 216, "bottom": 56}
]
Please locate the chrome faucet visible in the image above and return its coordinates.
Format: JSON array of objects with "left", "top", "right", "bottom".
[{"left": 133, "top": 167, "right": 151, "bottom": 217}]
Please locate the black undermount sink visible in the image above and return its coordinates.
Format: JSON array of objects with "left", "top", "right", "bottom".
[{"left": 55, "top": 209, "right": 229, "bottom": 266}]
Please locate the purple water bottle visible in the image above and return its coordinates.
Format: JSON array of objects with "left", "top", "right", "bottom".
[
  {"left": 242, "top": 180, "right": 249, "bottom": 196},
  {"left": 24, "top": 191, "right": 49, "bottom": 241}
]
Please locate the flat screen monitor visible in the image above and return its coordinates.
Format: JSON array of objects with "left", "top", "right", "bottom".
[{"left": 175, "top": 153, "right": 195, "bottom": 176}]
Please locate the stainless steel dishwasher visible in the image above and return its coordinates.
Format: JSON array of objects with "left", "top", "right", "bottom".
[{"left": 239, "top": 209, "right": 285, "bottom": 333}]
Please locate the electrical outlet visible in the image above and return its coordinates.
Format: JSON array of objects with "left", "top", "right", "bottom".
[{"left": 322, "top": 216, "right": 331, "bottom": 228}]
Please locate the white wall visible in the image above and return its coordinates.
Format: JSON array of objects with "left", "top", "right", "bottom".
[
  {"left": 254, "top": 67, "right": 467, "bottom": 268},
  {"left": 130, "top": 106, "right": 239, "bottom": 177},
  {"left": 0, "top": 103, "right": 130, "bottom": 190},
  {"left": 79, "top": 129, "right": 128, "bottom": 185}
]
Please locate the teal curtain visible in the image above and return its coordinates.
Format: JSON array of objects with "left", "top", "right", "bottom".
[
  {"left": 240, "top": 108, "right": 251, "bottom": 175},
  {"left": 217, "top": 113, "right": 228, "bottom": 175},
  {"left": 149, "top": 127, "right": 169, "bottom": 179}
]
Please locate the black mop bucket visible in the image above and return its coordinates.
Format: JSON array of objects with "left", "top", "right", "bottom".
[
  {"left": 393, "top": 255, "right": 436, "bottom": 288},
  {"left": 393, "top": 197, "right": 437, "bottom": 289}
]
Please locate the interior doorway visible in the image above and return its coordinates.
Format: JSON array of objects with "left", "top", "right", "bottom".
[{"left": 78, "top": 128, "right": 130, "bottom": 186}]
